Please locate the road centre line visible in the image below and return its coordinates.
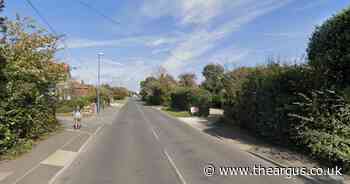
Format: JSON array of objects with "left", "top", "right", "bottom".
[{"left": 136, "top": 104, "right": 187, "bottom": 184}]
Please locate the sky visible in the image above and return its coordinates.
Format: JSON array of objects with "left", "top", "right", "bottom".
[{"left": 4, "top": 0, "right": 350, "bottom": 91}]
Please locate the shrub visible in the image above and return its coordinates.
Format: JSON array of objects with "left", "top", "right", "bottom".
[
  {"left": 148, "top": 87, "right": 163, "bottom": 105},
  {"left": 190, "top": 88, "right": 211, "bottom": 117},
  {"left": 112, "top": 87, "right": 129, "bottom": 100},
  {"left": 0, "top": 17, "right": 64, "bottom": 154},
  {"left": 170, "top": 87, "right": 192, "bottom": 111},
  {"left": 223, "top": 63, "right": 312, "bottom": 143},
  {"left": 289, "top": 90, "right": 350, "bottom": 172},
  {"left": 307, "top": 6, "right": 350, "bottom": 88}
]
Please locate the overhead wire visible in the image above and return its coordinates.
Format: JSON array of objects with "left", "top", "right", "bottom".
[
  {"left": 24, "top": 0, "right": 80, "bottom": 67},
  {"left": 75, "top": 0, "right": 120, "bottom": 26}
]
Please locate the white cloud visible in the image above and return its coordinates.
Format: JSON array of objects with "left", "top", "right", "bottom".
[
  {"left": 69, "top": 57, "right": 158, "bottom": 91},
  {"left": 146, "top": 37, "right": 182, "bottom": 47},
  {"left": 151, "top": 47, "right": 171, "bottom": 55},
  {"left": 263, "top": 32, "right": 307, "bottom": 38},
  {"left": 141, "top": 0, "right": 224, "bottom": 26},
  {"left": 64, "top": 36, "right": 168, "bottom": 49},
  {"left": 160, "top": 0, "right": 293, "bottom": 71}
]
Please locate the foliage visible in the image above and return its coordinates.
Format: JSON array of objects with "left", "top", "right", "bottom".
[
  {"left": 178, "top": 73, "right": 197, "bottom": 88},
  {"left": 202, "top": 64, "right": 224, "bottom": 93},
  {"left": 0, "top": 16, "right": 63, "bottom": 154},
  {"left": 224, "top": 63, "right": 312, "bottom": 142},
  {"left": 111, "top": 86, "right": 129, "bottom": 100},
  {"left": 307, "top": 6, "right": 350, "bottom": 88},
  {"left": 55, "top": 96, "right": 93, "bottom": 113},
  {"left": 170, "top": 87, "right": 192, "bottom": 111},
  {"left": 289, "top": 90, "right": 350, "bottom": 171},
  {"left": 161, "top": 107, "right": 191, "bottom": 117},
  {"left": 189, "top": 88, "right": 211, "bottom": 117},
  {"left": 139, "top": 70, "right": 177, "bottom": 105},
  {"left": 201, "top": 64, "right": 225, "bottom": 108}
]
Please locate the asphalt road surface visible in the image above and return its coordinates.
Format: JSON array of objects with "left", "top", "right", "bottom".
[{"left": 54, "top": 99, "right": 307, "bottom": 184}]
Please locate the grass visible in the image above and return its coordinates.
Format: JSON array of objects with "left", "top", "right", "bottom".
[
  {"left": 55, "top": 112, "right": 72, "bottom": 117},
  {"left": 161, "top": 107, "right": 192, "bottom": 117}
]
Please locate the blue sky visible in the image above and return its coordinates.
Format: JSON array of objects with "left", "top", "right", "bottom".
[{"left": 4, "top": 0, "right": 350, "bottom": 91}]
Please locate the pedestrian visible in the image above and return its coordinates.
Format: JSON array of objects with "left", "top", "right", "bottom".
[{"left": 73, "top": 107, "right": 82, "bottom": 129}]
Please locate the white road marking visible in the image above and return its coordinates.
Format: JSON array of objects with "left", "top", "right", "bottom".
[
  {"left": 136, "top": 104, "right": 187, "bottom": 184},
  {"left": 41, "top": 150, "right": 77, "bottom": 167},
  {"left": 12, "top": 133, "right": 78, "bottom": 184},
  {"left": 65, "top": 129, "right": 92, "bottom": 135},
  {"left": 48, "top": 124, "right": 105, "bottom": 184},
  {"left": 151, "top": 128, "right": 160, "bottom": 140},
  {"left": 164, "top": 149, "right": 187, "bottom": 184}
]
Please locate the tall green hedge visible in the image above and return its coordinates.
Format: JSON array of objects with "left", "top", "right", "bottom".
[
  {"left": 308, "top": 6, "right": 350, "bottom": 88},
  {"left": 169, "top": 87, "right": 211, "bottom": 117},
  {"left": 170, "top": 87, "right": 192, "bottom": 111}
]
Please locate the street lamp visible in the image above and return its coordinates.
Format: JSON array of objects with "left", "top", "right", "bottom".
[{"left": 97, "top": 52, "right": 104, "bottom": 114}]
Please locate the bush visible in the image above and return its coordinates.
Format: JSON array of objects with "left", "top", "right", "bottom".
[
  {"left": 148, "top": 87, "right": 163, "bottom": 105},
  {"left": 211, "top": 94, "right": 223, "bottom": 108},
  {"left": 112, "top": 87, "right": 129, "bottom": 100},
  {"left": 290, "top": 90, "right": 350, "bottom": 172},
  {"left": 169, "top": 87, "right": 211, "bottom": 117},
  {"left": 170, "top": 87, "right": 192, "bottom": 111},
  {"left": 190, "top": 88, "right": 211, "bottom": 117},
  {"left": 223, "top": 63, "right": 313, "bottom": 143},
  {"left": 307, "top": 6, "right": 350, "bottom": 88},
  {"left": 0, "top": 17, "right": 64, "bottom": 154}
]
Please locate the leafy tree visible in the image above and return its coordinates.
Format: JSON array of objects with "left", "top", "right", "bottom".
[
  {"left": 202, "top": 64, "right": 224, "bottom": 94},
  {"left": 140, "top": 76, "right": 158, "bottom": 101},
  {"left": 222, "top": 67, "right": 254, "bottom": 104},
  {"left": 307, "top": 6, "right": 350, "bottom": 88},
  {"left": 178, "top": 73, "right": 197, "bottom": 88},
  {"left": 111, "top": 86, "right": 129, "bottom": 100},
  {"left": 201, "top": 64, "right": 225, "bottom": 107},
  {"left": 139, "top": 68, "right": 177, "bottom": 105},
  {"left": 0, "top": 16, "right": 64, "bottom": 153}
]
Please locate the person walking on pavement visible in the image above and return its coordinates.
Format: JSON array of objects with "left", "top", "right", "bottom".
[{"left": 73, "top": 107, "right": 82, "bottom": 129}]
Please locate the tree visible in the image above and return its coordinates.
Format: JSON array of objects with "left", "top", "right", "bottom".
[
  {"left": 140, "top": 76, "right": 158, "bottom": 101},
  {"left": 0, "top": 0, "right": 5, "bottom": 34},
  {"left": 201, "top": 64, "right": 225, "bottom": 107},
  {"left": 0, "top": 16, "right": 64, "bottom": 153},
  {"left": 111, "top": 86, "right": 129, "bottom": 100},
  {"left": 307, "top": 6, "right": 350, "bottom": 88},
  {"left": 0, "top": 0, "right": 6, "bottom": 97},
  {"left": 178, "top": 73, "right": 197, "bottom": 88},
  {"left": 139, "top": 68, "right": 177, "bottom": 105},
  {"left": 222, "top": 67, "right": 254, "bottom": 104},
  {"left": 202, "top": 64, "right": 224, "bottom": 94}
]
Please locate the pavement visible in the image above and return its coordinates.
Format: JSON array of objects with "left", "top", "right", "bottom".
[
  {"left": 51, "top": 99, "right": 308, "bottom": 184},
  {"left": 0, "top": 106, "right": 122, "bottom": 184}
]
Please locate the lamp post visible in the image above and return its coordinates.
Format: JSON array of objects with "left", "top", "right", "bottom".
[{"left": 97, "top": 52, "right": 104, "bottom": 114}]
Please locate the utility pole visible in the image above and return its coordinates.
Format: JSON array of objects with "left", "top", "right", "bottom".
[{"left": 97, "top": 52, "right": 104, "bottom": 114}]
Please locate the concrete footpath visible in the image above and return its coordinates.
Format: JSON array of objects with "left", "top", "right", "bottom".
[{"left": 0, "top": 106, "right": 122, "bottom": 184}]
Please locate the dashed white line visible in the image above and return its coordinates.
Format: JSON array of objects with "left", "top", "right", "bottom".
[
  {"left": 151, "top": 128, "right": 160, "bottom": 140},
  {"left": 136, "top": 104, "right": 187, "bottom": 184},
  {"left": 164, "top": 149, "right": 187, "bottom": 184}
]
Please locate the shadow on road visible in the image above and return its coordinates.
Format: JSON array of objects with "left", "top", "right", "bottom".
[{"left": 201, "top": 115, "right": 268, "bottom": 149}]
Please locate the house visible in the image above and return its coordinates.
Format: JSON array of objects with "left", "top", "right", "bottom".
[
  {"left": 55, "top": 63, "right": 95, "bottom": 100},
  {"left": 71, "top": 80, "right": 95, "bottom": 97}
]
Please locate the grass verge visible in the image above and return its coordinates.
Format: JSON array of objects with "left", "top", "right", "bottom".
[{"left": 161, "top": 107, "right": 192, "bottom": 117}]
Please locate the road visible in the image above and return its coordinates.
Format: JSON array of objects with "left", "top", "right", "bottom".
[{"left": 53, "top": 99, "right": 306, "bottom": 184}]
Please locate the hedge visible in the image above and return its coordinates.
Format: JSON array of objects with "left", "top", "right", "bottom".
[{"left": 307, "top": 6, "right": 350, "bottom": 88}]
